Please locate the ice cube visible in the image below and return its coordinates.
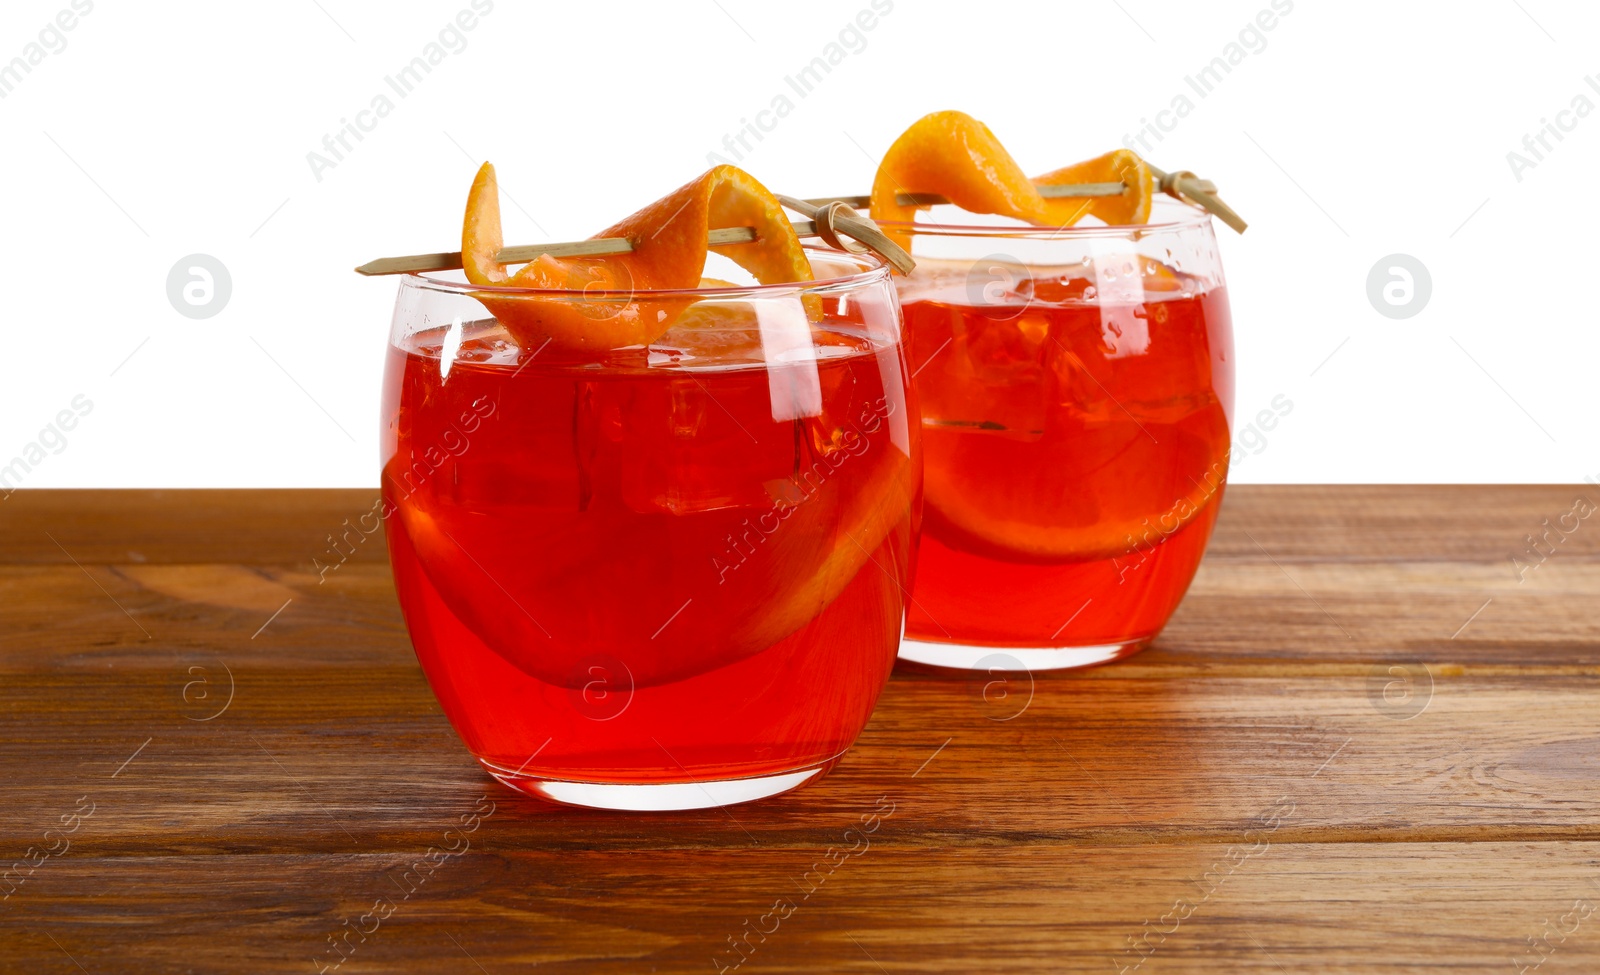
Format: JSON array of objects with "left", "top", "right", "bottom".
[
  {"left": 926, "top": 305, "right": 1051, "bottom": 440},
  {"left": 564, "top": 300, "right": 797, "bottom": 516}
]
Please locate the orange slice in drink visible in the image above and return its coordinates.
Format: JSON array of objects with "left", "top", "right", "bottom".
[
  {"left": 394, "top": 447, "right": 917, "bottom": 689},
  {"left": 923, "top": 412, "right": 1228, "bottom": 564},
  {"left": 868, "top": 111, "right": 1154, "bottom": 243},
  {"left": 463, "top": 163, "right": 815, "bottom": 353}
]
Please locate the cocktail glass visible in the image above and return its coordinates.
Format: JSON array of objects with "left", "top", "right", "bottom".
[
  {"left": 381, "top": 249, "right": 919, "bottom": 809},
  {"left": 891, "top": 197, "right": 1234, "bottom": 671}
]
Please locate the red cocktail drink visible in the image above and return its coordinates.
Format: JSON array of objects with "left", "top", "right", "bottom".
[
  {"left": 894, "top": 203, "right": 1234, "bottom": 670},
  {"left": 381, "top": 252, "right": 918, "bottom": 808}
]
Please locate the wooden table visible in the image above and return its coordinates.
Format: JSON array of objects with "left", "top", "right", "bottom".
[{"left": 2, "top": 486, "right": 1597, "bottom": 973}]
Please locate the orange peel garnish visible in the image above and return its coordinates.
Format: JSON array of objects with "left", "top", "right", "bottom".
[
  {"left": 1034, "top": 149, "right": 1153, "bottom": 227},
  {"left": 870, "top": 111, "right": 1049, "bottom": 249},
  {"left": 463, "top": 163, "right": 816, "bottom": 353},
  {"left": 869, "top": 111, "right": 1154, "bottom": 247}
]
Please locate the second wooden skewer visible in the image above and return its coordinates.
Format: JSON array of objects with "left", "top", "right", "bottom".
[
  {"left": 807, "top": 175, "right": 1217, "bottom": 209},
  {"left": 808, "top": 168, "right": 1243, "bottom": 234}
]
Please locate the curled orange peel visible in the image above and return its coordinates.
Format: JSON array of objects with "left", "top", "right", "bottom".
[
  {"left": 869, "top": 111, "right": 1154, "bottom": 248},
  {"left": 1035, "top": 149, "right": 1153, "bottom": 227},
  {"left": 463, "top": 163, "right": 816, "bottom": 353}
]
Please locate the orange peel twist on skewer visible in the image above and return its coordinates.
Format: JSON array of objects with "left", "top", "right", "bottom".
[
  {"left": 868, "top": 110, "right": 1154, "bottom": 250},
  {"left": 463, "top": 162, "right": 819, "bottom": 353}
]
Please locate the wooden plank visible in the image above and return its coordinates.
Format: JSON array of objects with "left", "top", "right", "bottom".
[
  {"left": 1207, "top": 483, "right": 1600, "bottom": 562},
  {"left": 1, "top": 669, "right": 1597, "bottom": 853},
  {"left": 6, "top": 486, "right": 1597, "bottom": 566},
  {"left": 2, "top": 487, "right": 1597, "bottom": 973},
  {"left": 0, "top": 489, "right": 386, "bottom": 565},
  {"left": 4, "top": 552, "right": 1597, "bottom": 674},
  {"left": 1147, "top": 560, "right": 1600, "bottom": 672},
  {"left": 0, "top": 564, "right": 407, "bottom": 670},
  {"left": 3, "top": 844, "right": 1598, "bottom": 972}
]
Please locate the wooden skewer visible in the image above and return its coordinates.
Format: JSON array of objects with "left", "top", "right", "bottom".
[
  {"left": 809, "top": 171, "right": 1244, "bottom": 234},
  {"left": 775, "top": 195, "right": 915, "bottom": 274},
  {"left": 806, "top": 178, "right": 1218, "bottom": 210},
  {"left": 357, "top": 220, "right": 883, "bottom": 277},
  {"left": 354, "top": 169, "right": 1244, "bottom": 277},
  {"left": 1147, "top": 164, "right": 1247, "bottom": 234},
  {"left": 365, "top": 235, "right": 673, "bottom": 277}
]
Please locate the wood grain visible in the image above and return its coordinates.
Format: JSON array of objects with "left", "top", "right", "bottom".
[
  {"left": 0, "top": 487, "right": 1597, "bottom": 973},
  {"left": 7, "top": 844, "right": 1600, "bottom": 974},
  {"left": 1, "top": 669, "right": 1599, "bottom": 853}
]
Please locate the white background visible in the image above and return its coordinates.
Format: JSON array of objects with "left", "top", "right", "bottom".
[{"left": 1, "top": 0, "right": 1595, "bottom": 488}]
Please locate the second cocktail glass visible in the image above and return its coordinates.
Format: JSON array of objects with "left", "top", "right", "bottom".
[{"left": 891, "top": 198, "right": 1235, "bottom": 671}]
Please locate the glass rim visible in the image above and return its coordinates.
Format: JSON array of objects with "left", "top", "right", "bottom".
[
  {"left": 403, "top": 245, "right": 890, "bottom": 300},
  {"left": 877, "top": 197, "right": 1213, "bottom": 240}
]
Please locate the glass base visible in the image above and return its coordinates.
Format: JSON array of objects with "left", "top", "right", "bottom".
[
  {"left": 480, "top": 759, "right": 835, "bottom": 811},
  {"left": 898, "top": 637, "right": 1147, "bottom": 673}
]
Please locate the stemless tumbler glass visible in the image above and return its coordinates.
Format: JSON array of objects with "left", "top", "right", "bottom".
[
  {"left": 380, "top": 249, "right": 919, "bottom": 810},
  {"left": 891, "top": 197, "right": 1234, "bottom": 671}
]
